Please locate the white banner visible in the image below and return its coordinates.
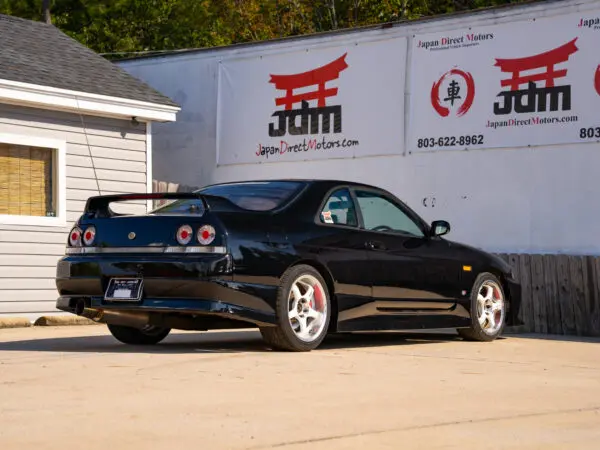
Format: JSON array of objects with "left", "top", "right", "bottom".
[
  {"left": 217, "top": 37, "right": 407, "bottom": 165},
  {"left": 409, "top": 10, "right": 600, "bottom": 152}
]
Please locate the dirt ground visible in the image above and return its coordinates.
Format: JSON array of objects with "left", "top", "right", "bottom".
[{"left": 0, "top": 326, "right": 599, "bottom": 449}]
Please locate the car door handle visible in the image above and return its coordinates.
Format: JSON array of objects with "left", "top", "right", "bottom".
[{"left": 365, "top": 241, "right": 386, "bottom": 251}]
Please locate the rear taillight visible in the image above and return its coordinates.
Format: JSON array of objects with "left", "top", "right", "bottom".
[
  {"left": 197, "top": 225, "right": 216, "bottom": 245},
  {"left": 83, "top": 226, "right": 96, "bottom": 246},
  {"left": 176, "top": 225, "right": 193, "bottom": 245},
  {"left": 69, "top": 227, "right": 82, "bottom": 247}
]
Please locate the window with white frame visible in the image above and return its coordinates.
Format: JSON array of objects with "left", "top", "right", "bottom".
[{"left": 0, "top": 133, "right": 66, "bottom": 227}]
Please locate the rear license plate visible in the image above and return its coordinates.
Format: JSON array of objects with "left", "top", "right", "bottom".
[{"left": 104, "top": 278, "right": 143, "bottom": 302}]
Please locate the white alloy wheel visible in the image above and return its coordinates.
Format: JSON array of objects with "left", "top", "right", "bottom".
[
  {"left": 476, "top": 280, "right": 505, "bottom": 336},
  {"left": 287, "top": 274, "right": 328, "bottom": 343},
  {"left": 259, "top": 264, "right": 332, "bottom": 351},
  {"left": 458, "top": 272, "right": 507, "bottom": 342}
]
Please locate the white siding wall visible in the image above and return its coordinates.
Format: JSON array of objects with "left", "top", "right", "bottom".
[{"left": 0, "top": 103, "right": 148, "bottom": 320}]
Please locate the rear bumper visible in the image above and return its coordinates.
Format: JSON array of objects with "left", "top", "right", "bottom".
[
  {"left": 55, "top": 254, "right": 278, "bottom": 326},
  {"left": 56, "top": 296, "right": 275, "bottom": 326}
]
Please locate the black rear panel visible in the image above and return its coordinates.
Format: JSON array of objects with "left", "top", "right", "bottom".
[{"left": 77, "top": 214, "right": 226, "bottom": 248}]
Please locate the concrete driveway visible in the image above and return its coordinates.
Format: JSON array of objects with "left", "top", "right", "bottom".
[{"left": 0, "top": 326, "right": 599, "bottom": 449}]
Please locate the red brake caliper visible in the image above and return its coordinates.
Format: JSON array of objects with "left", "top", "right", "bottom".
[
  {"left": 492, "top": 286, "right": 500, "bottom": 319},
  {"left": 313, "top": 284, "right": 323, "bottom": 310}
]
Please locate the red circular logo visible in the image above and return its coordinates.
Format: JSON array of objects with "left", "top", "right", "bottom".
[
  {"left": 430, "top": 69, "right": 475, "bottom": 117},
  {"left": 594, "top": 65, "right": 600, "bottom": 96}
]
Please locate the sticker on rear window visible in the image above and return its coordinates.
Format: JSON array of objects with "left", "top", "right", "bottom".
[{"left": 322, "top": 211, "right": 334, "bottom": 224}]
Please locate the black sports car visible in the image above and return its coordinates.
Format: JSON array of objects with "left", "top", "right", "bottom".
[{"left": 56, "top": 179, "right": 521, "bottom": 351}]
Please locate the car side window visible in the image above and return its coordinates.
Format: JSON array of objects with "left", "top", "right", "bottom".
[
  {"left": 354, "top": 190, "right": 424, "bottom": 237},
  {"left": 319, "top": 188, "right": 358, "bottom": 227}
]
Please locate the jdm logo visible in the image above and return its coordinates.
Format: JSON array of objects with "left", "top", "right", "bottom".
[
  {"left": 268, "top": 54, "right": 348, "bottom": 137},
  {"left": 430, "top": 69, "right": 475, "bottom": 117},
  {"left": 493, "top": 39, "right": 578, "bottom": 115}
]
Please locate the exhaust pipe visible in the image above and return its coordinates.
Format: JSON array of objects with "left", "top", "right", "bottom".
[
  {"left": 74, "top": 298, "right": 86, "bottom": 316},
  {"left": 74, "top": 298, "right": 151, "bottom": 329}
]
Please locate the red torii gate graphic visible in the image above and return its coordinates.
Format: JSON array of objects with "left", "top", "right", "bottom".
[
  {"left": 269, "top": 53, "right": 349, "bottom": 110},
  {"left": 494, "top": 38, "right": 578, "bottom": 91}
]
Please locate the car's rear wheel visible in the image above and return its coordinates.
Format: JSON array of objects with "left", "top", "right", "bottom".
[
  {"left": 107, "top": 324, "right": 171, "bottom": 345},
  {"left": 458, "top": 272, "right": 506, "bottom": 342},
  {"left": 260, "top": 265, "right": 331, "bottom": 351}
]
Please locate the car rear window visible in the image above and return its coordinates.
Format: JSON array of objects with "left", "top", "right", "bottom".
[
  {"left": 150, "top": 181, "right": 305, "bottom": 214},
  {"left": 149, "top": 198, "right": 206, "bottom": 216},
  {"left": 198, "top": 181, "right": 305, "bottom": 211}
]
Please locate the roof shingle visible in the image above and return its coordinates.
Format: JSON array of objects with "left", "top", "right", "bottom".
[{"left": 0, "top": 14, "right": 177, "bottom": 107}]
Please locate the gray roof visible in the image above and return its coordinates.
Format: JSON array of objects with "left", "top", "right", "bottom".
[{"left": 0, "top": 14, "right": 178, "bottom": 107}]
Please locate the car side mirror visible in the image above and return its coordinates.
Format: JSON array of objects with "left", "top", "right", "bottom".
[{"left": 430, "top": 220, "right": 450, "bottom": 237}]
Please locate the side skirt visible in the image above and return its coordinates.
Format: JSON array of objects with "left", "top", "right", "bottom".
[
  {"left": 335, "top": 300, "right": 472, "bottom": 332},
  {"left": 337, "top": 315, "right": 471, "bottom": 332}
]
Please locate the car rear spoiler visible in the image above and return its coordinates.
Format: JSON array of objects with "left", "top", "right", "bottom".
[{"left": 83, "top": 192, "right": 243, "bottom": 218}]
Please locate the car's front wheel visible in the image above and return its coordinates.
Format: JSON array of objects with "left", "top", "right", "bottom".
[
  {"left": 107, "top": 324, "right": 171, "bottom": 345},
  {"left": 260, "top": 265, "right": 331, "bottom": 351},
  {"left": 458, "top": 272, "right": 506, "bottom": 342}
]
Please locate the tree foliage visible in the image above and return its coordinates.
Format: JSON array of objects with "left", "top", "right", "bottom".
[{"left": 0, "top": 0, "right": 528, "bottom": 58}]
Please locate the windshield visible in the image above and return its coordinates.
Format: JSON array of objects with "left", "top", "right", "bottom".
[{"left": 150, "top": 181, "right": 305, "bottom": 214}]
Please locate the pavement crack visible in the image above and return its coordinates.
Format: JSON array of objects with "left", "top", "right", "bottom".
[{"left": 248, "top": 405, "right": 600, "bottom": 449}]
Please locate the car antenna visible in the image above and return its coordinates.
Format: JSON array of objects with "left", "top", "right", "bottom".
[{"left": 75, "top": 96, "right": 102, "bottom": 196}]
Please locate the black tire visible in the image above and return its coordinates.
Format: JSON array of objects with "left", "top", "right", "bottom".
[
  {"left": 260, "top": 264, "right": 332, "bottom": 352},
  {"left": 458, "top": 272, "right": 506, "bottom": 342},
  {"left": 107, "top": 324, "right": 171, "bottom": 345}
]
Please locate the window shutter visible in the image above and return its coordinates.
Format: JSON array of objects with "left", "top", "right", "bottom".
[{"left": 0, "top": 143, "right": 54, "bottom": 217}]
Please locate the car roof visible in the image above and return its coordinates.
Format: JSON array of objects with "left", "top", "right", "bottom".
[
  {"left": 196, "top": 178, "right": 413, "bottom": 219},
  {"left": 200, "top": 178, "right": 383, "bottom": 191}
]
